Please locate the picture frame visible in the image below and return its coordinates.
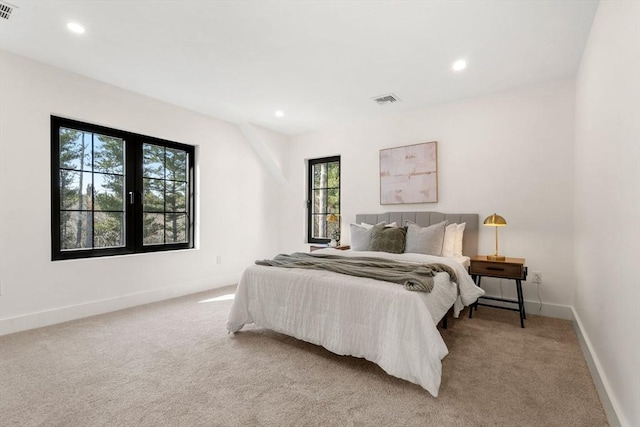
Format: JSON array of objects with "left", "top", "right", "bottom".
[{"left": 380, "top": 141, "right": 438, "bottom": 205}]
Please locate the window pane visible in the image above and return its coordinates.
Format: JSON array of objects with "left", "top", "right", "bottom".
[
  {"left": 166, "top": 148, "right": 187, "bottom": 181},
  {"left": 94, "top": 212, "right": 124, "bottom": 248},
  {"left": 166, "top": 213, "right": 187, "bottom": 243},
  {"left": 310, "top": 215, "right": 318, "bottom": 238},
  {"left": 143, "top": 178, "right": 165, "bottom": 212},
  {"left": 143, "top": 144, "right": 164, "bottom": 178},
  {"left": 327, "top": 218, "right": 340, "bottom": 241},
  {"left": 312, "top": 163, "right": 327, "bottom": 189},
  {"left": 94, "top": 173, "right": 124, "bottom": 212},
  {"left": 59, "top": 128, "right": 92, "bottom": 171},
  {"left": 60, "top": 171, "right": 92, "bottom": 210},
  {"left": 60, "top": 211, "right": 92, "bottom": 250},
  {"left": 59, "top": 128, "right": 82, "bottom": 170},
  {"left": 60, "top": 170, "right": 79, "bottom": 210},
  {"left": 94, "top": 135, "right": 124, "bottom": 174},
  {"left": 166, "top": 181, "right": 186, "bottom": 212},
  {"left": 326, "top": 189, "right": 340, "bottom": 213},
  {"left": 312, "top": 214, "right": 340, "bottom": 240},
  {"left": 143, "top": 213, "right": 165, "bottom": 245},
  {"left": 312, "top": 215, "right": 322, "bottom": 239},
  {"left": 327, "top": 161, "right": 340, "bottom": 188},
  {"left": 313, "top": 189, "right": 327, "bottom": 214}
]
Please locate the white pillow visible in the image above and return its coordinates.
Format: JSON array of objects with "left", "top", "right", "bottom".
[
  {"left": 454, "top": 222, "right": 466, "bottom": 257},
  {"left": 442, "top": 223, "right": 458, "bottom": 257},
  {"left": 404, "top": 220, "right": 448, "bottom": 255},
  {"left": 350, "top": 223, "right": 372, "bottom": 250}
]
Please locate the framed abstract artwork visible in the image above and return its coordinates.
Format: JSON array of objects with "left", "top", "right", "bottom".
[{"left": 380, "top": 141, "right": 438, "bottom": 205}]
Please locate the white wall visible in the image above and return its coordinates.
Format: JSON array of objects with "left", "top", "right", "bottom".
[
  {"left": 0, "top": 51, "right": 288, "bottom": 334},
  {"left": 280, "top": 79, "right": 576, "bottom": 317},
  {"left": 574, "top": 1, "right": 640, "bottom": 426}
]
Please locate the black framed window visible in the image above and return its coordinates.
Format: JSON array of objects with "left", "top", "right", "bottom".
[
  {"left": 51, "top": 116, "right": 195, "bottom": 260},
  {"left": 307, "top": 156, "right": 340, "bottom": 243}
]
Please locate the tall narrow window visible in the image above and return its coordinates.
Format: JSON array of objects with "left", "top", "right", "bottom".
[
  {"left": 307, "top": 156, "right": 340, "bottom": 243},
  {"left": 51, "top": 116, "right": 195, "bottom": 260}
]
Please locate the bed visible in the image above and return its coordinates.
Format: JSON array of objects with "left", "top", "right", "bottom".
[{"left": 227, "top": 211, "right": 484, "bottom": 397}]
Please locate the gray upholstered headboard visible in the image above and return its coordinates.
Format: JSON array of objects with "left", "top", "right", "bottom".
[{"left": 354, "top": 211, "right": 479, "bottom": 257}]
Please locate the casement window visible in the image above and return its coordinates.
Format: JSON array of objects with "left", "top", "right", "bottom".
[
  {"left": 51, "top": 116, "right": 195, "bottom": 260},
  {"left": 307, "top": 156, "right": 340, "bottom": 244}
]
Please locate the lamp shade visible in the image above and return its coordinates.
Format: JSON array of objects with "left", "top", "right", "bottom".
[{"left": 483, "top": 213, "right": 507, "bottom": 226}]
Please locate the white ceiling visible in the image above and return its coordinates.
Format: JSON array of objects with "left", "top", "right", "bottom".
[{"left": 0, "top": 0, "right": 599, "bottom": 136}]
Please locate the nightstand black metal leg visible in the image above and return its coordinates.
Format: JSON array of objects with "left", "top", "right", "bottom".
[
  {"left": 469, "top": 275, "right": 481, "bottom": 318},
  {"left": 516, "top": 279, "right": 525, "bottom": 328},
  {"left": 516, "top": 279, "right": 526, "bottom": 319}
]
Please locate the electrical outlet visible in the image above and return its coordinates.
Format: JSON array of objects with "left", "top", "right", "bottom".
[
  {"left": 216, "top": 255, "right": 222, "bottom": 265},
  {"left": 531, "top": 272, "right": 542, "bottom": 284}
]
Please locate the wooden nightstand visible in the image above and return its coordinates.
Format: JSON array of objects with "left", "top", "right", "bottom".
[
  {"left": 468, "top": 256, "right": 528, "bottom": 328},
  {"left": 310, "top": 245, "right": 350, "bottom": 252}
]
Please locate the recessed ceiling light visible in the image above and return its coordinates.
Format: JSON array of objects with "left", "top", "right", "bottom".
[
  {"left": 452, "top": 59, "right": 467, "bottom": 71},
  {"left": 275, "top": 110, "right": 284, "bottom": 118},
  {"left": 66, "top": 22, "right": 85, "bottom": 34}
]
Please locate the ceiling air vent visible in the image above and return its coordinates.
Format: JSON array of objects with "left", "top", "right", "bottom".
[
  {"left": 0, "top": 1, "right": 16, "bottom": 20},
  {"left": 373, "top": 93, "right": 400, "bottom": 105}
]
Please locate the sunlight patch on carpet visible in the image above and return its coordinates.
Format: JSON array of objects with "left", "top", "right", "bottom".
[{"left": 199, "top": 294, "right": 235, "bottom": 303}]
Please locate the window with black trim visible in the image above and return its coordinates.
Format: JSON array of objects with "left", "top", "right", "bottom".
[
  {"left": 51, "top": 116, "right": 195, "bottom": 260},
  {"left": 307, "top": 156, "right": 340, "bottom": 243}
]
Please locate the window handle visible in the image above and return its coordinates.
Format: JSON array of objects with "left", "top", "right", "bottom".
[{"left": 128, "top": 191, "right": 137, "bottom": 205}]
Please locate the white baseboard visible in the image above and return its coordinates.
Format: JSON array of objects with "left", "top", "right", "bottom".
[
  {"left": 523, "top": 299, "right": 573, "bottom": 319},
  {"left": 479, "top": 293, "right": 574, "bottom": 320},
  {"left": 0, "top": 273, "right": 241, "bottom": 336},
  {"left": 572, "top": 308, "right": 624, "bottom": 427}
]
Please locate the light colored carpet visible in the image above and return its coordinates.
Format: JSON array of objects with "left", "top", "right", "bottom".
[{"left": 0, "top": 286, "right": 608, "bottom": 426}]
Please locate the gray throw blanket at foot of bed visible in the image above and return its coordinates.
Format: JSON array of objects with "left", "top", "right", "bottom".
[{"left": 255, "top": 252, "right": 458, "bottom": 293}]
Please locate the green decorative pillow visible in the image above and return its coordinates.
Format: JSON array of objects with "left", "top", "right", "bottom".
[{"left": 369, "top": 224, "right": 407, "bottom": 254}]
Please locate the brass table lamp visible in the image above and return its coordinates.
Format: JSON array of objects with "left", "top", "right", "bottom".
[{"left": 484, "top": 213, "right": 507, "bottom": 261}]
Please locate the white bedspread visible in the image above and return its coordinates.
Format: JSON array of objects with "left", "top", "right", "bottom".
[{"left": 226, "top": 250, "right": 484, "bottom": 397}]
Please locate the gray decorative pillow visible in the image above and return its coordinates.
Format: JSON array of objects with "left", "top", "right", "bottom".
[
  {"left": 350, "top": 223, "right": 373, "bottom": 251},
  {"left": 404, "top": 220, "right": 448, "bottom": 255},
  {"left": 369, "top": 224, "right": 407, "bottom": 254}
]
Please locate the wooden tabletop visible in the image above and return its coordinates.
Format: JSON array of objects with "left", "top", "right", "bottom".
[{"left": 471, "top": 255, "right": 526, "bottom": 265}]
